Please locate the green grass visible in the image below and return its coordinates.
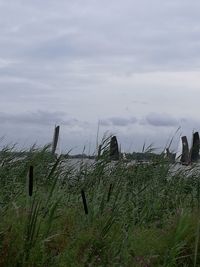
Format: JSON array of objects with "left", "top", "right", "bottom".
[{"left": 0, "top": 144, "right": 200, "bottom": 266}]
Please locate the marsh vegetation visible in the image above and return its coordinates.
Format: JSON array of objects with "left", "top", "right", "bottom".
[{"left": 0, "top": 143, "right": 200, "bottom": 266}]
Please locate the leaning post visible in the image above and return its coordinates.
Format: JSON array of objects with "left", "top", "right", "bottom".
[{"left": 52, "top": 125, "right": 60, "bottom": 155}]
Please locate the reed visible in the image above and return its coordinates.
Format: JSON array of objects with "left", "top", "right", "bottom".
[
  {"left": 0, "top": 142, "right": 200, "bottom": 266},
  {"left": 81, "top": 189, "right": 88, "bottom": 215}
]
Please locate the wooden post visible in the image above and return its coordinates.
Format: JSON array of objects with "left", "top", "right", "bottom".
[
  {"left": 181, "top": 136, "right": 190, "bottom": 165},
  {"left": 28, "top": 166, "right": 33, "bottom": 197},
  {"left": 191, "top": 132, "right": 200, "bottom": 162},
  {"left": 52, "top": 125, "right": 60, "bottom": 155},
  {"left": 110, "top": 136, "right": 119, "bottom": 161}
]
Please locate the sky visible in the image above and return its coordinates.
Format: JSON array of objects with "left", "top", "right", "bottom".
[{"left": 1, "top": 0, "right": 200, "bottom": 154}]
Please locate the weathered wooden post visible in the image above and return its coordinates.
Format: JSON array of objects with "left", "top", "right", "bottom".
[
  {"left": 28, "top": 166, "right": 33, "bottom": 197},
  {"left": 190, "top": 132, "right": 200, "bottom": 162},
  {"left": 181, "top": 136, "right": 190, "bottom": 165},
  {"left": 52, "top": 125, "right": 60, "bottom": 155},
  {"left": 110, "top": 136, "right": 119, "bottom": 161}
]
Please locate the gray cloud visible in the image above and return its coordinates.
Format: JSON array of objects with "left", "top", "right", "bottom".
[
  {"left": 1, "top": 0, "right": 200, "bottom": 152},
  {"left": 0, "top": 110, "right": 85, "bottom": 127},
  {"left": 100, "top": 117, "right": 137, "bottom": 127},
  {"left": 1, "top": 0, "right": 200, "bottom": 70},
  {"left": 145, "top": 113, "right": 178, "bottom": 127}
]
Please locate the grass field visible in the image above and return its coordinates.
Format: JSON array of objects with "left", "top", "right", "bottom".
[{"left": 0, "top": 144, "right": 200, "bottom": 267}]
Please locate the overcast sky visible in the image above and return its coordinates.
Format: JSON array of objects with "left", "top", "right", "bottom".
[{"left": 1, "top": 0, "right": 200, "bottom": 153}]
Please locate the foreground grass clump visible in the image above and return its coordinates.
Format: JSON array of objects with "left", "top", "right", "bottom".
[{"left": 1, "top": 145, "right": 200, "bottom": 266}]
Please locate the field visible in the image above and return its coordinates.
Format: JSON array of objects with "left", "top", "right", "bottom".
[{"left": 1, "top": 144, "right": 200, "bottom": 267}]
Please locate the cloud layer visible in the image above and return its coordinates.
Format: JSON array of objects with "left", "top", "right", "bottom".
[
  {"left": 145, "top": 113, "right": 178, "bottom": 127},
  {"left": 1, "top": 0, "right": 200, "bottom": 152}
]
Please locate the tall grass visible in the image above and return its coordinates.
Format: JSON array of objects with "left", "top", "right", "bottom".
[{"left": 0, "top": 142, "right": 200, "bottom": 266}]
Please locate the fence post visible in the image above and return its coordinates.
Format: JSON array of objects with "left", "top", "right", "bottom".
[
  {"left": 110, "top": 136, "right": 119, "bottom": 161},
  {"left": 181, "top": 136, "right": 190, "bottom": 165},
  {"left": 52, "top": 125, "right": 60, "bottom": 155},
  {"left": 191, "top": 132, "right": 200, "bottom": 162},
  {"left": 28, "top": 166, "right": 33, "bottom": 197}
]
